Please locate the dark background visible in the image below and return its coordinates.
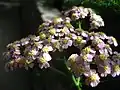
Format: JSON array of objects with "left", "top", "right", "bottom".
[{"left": 0, "top": 0, "right": 120, "bottom": 90}]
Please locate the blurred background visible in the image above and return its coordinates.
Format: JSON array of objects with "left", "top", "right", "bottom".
[{"left": 0, "top": 0, "right": 120, "bottom": 90}]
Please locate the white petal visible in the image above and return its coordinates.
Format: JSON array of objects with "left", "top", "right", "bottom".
[
  {"left": 90, "top": 82, "right": 98, "bottom": 87},
  {"left": 31, "top": 49, "right": 38, "bottom": 55},
  {"left": 68, "top": 54, "right": 79, "bottom": 61},
  {"left": 68, "top": 40, "right": 72, "bottom": 46},
  {"left": 48, "top": 46, "right": 53, "bottom": 51},
  {"left": 114, "top": 41, "right": 118, "bottom": 47},
  {"left": 116, "top": 71, "right": 120, "bottom": 76},
  {"left": 112, "top": 73, "right": 116, "bottom": 77},
  {"left": 43, "top": 53, "right": 52, "bottom": 61},
  {"left": 56, "top": 29, "right": 61, "bottom": 32},
  {"left": 38, "top": 44, "right": 43, "bottom": 49}
]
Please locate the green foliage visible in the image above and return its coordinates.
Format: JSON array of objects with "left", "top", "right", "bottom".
[{"left": 63, "top": 0, "right": 120, "bottom": 13}]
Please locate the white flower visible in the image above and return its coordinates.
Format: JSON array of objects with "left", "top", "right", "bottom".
[
  {"left": 97, "top": 42, "right": 105, "bottom": 49},
  {"left": 30, "top": 49, "right": 38, "bottom": 56},
  {"left": 99, "top": 49, "right": 109, "bottom": 55},
  {"left": 107, "top": 36, "right": 118, "bottom": 47},
  {"left": 56, "top": 29, "right": 61, "bottom": 33},
  {"left": 43, "top": 53, "right": 52, "bottom": 61},
  {"left": 81, "top": 54, "right": 94, "bottom": 62},
  {"left": 111, "top": 65, "right": 120, "bottom": 77},
  {"left": 68, "top": 33, "right": 77, "bottom": 39},
  {"left": 61, "top": 26, "right": 70, "bottom": 35},
  {"left": 51, "top": 39, "right": 60, "bottom": 50},
  {"left": 90, "top": 14, "right": 104, "bottom": 29},
  {"left": 99, "top": 65, "right": 111, "bottom": 77},
  {"left": 14, "top": 49, "right": 21, "bottom": 55},
  {"left": 13, "top": 41, "right": 21, "bottom": 47},
  {"left": 78, "top": 7, "right": 89, "bottom": 18},
  {"left": 81, "top": 31, "right": 88, "bottom": 37},
  {"left": 85, "top": 70, "right": 100, "bottom": 87},
  {"left": 105, "top": 44, "right": 112, "bottom": 55},
  {"left": 29, "top": 35, "right": 40, "bottom": 41},
  {"left": 82, "top": 46, "right": 96, "bottom": 54},
  {"left": 67, "top": 54, "right": 80, "bottom": 71},
  {"left": 34, "top": 41, "right": 43, "bottom": 49},
  {"left": 42, "top": 45, "right": 53, "bottom": 52},
  {"left": 91, "top": 14, "right": 102, "bottom": 21},
  {"left": 39, "top": 62, "right": 50, "bottom": 69},
  {"left": 68, "top": 54, "right": 79, "bottom": 62},
  {"left": 38, "top": 53, "right": 52, "bottom": 69},
  {"left": 61, "top": 37, "right": 73, "bottom": 49},
  {"left": 67, "top": 54, "right": 80, "bottom": 66},
  {"left": 97, "top": 32, "right": 108, "bottom": 40},
  {"left": 20, "top": 38, "right": 30, "bottom": 46},
  {"left": 49, "top": 28, "right": 56, "bottom": 35},
  {"left": 90, "top": 21, "right": 99, "bottom": 28}
]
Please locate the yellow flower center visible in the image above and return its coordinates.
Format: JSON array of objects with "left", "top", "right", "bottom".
[
  {"left": 61, "top": 27, "right": 68, "bottom": 33},
  {"left": 26, "top": 60, "right": 32, "bottom": 64},
  {"left": 72, "top": 13, "right": 77, "bottom": 17},
  {"left": 90, "top": 74, "right": 97, "bottom": 81},
  {"left": 76, "top": 36, "right": 82, "bottom": 44},
  {"left": 82, "top": 55, "right": 87, "bottom": 61},
  {"left": 42, "top": 47, "right": 49, "bottom": 52},
  {"left": 28, "top": 52, "right": 33, "bottom": 56},
  {"left": 49, "top": 28, "right": 56, "bottom": 35},
  {"left": 63, "top": 39, "right": 68, "bottom": 44},
  {"left": 104, "top": 66, "right": 109, "bottom": 71},
  {"left": 39, "top": 33, "right": 46, "bottom": 39},
  {"left": 53, "top": 17, "right": 62, "bottom": 24},
  {"left": 114, "top": 65, "right": 120, "bottom": 72},
  {"left": 99, "top": 54, "right": 107, "bottom": 61},
  {"left": 83, "top": 47, "right": 91, "bottom": 54},
  {"left": 40, "top": 57, "right": 46, "bottom": 63}
]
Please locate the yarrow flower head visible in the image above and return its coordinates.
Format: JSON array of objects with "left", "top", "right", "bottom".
[{"left": 4, "top": 6, "right": 120, "bottom": 88}]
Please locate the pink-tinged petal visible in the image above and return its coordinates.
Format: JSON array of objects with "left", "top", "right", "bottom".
[
  {"left": 81, "top": 32, "right": 88, "bottom": 37},
  {"left": 68, "top": 40, "right": 73, "bottom": 46},
  {"left": 71, "top": 34, "right": 77, "bottom": 39},
  {"left": 97, "top": 42, "right": 105, "bottom": 49},
  {"left": 87, "top": 54, "right": 94, "bottom": 62}
]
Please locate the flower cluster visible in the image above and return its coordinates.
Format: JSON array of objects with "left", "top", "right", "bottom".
[
  {"left": 64, "top": 6, "right": 104, "bottom": 29},
  {"left": 66, "top": 30, "right": 120, "bottom": 87},
  {"left": 5, "top": 35, "right": 54, "bottom": 70},
  {"left": 4, "top": 6, "right": 120, "bottom": 87}
]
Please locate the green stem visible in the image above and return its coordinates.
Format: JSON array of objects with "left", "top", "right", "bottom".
[
  {"left": 72, "top": 75, "right": 82, "bottom": 90},
  {"left": 77, "top": 85, "right": 82, "bottom": 90}
]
